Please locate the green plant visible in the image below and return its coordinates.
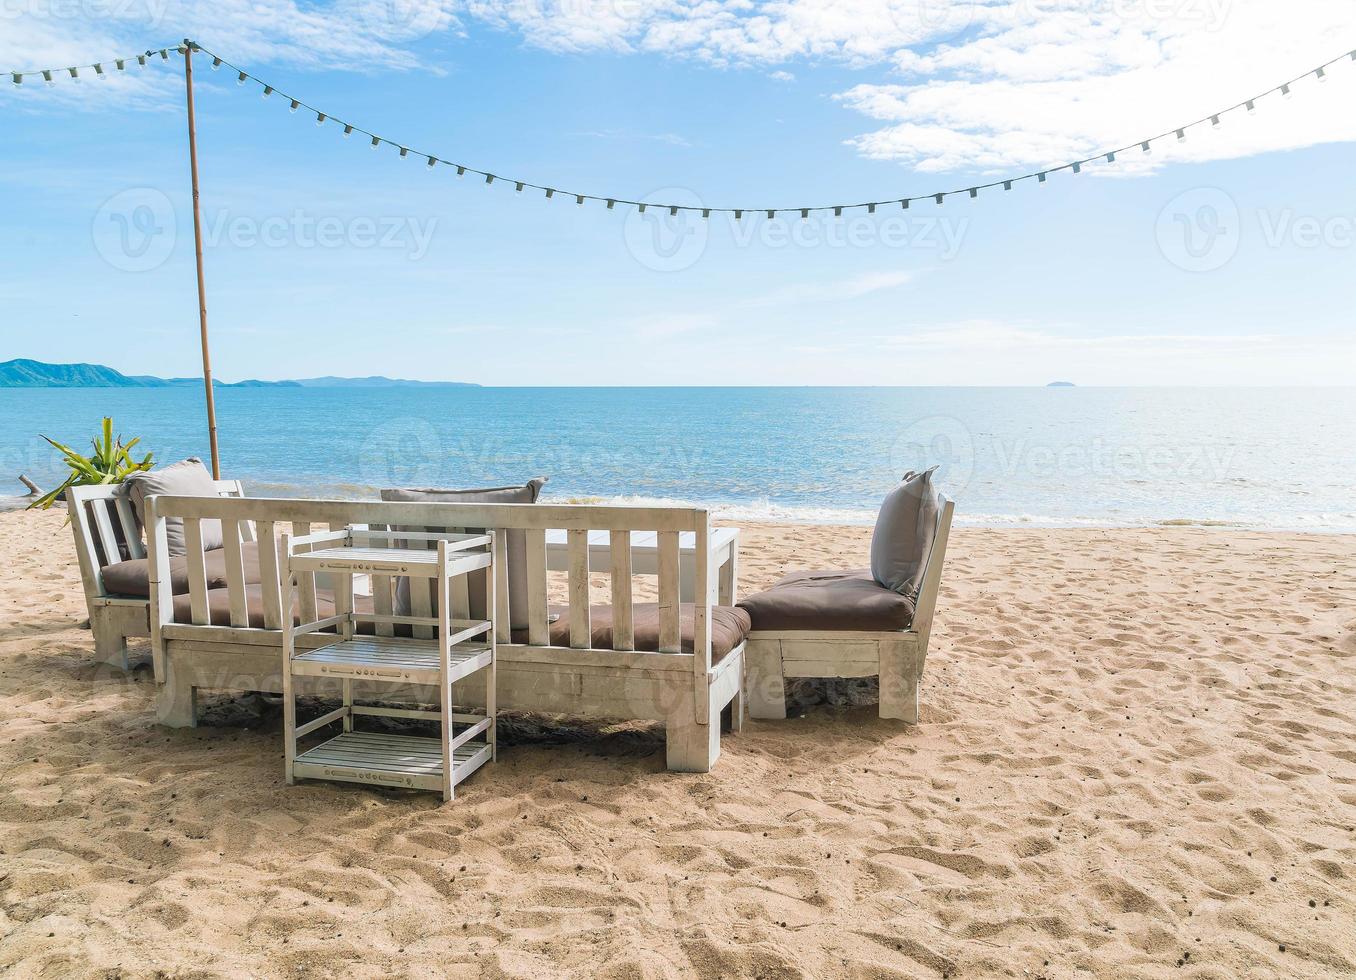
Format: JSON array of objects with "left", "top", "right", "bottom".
[{"left": 28, "top": 417, "right": 154, "bottom": 510}]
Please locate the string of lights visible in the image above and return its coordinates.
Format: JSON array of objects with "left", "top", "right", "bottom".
[{"left": 9, "top": 39, "right": 1355, "bottom": 218}]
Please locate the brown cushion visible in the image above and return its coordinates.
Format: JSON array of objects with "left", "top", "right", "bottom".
[
  {"left": 103, "top": 542, "right": 263, "bottom": 598},
  {"left": 171, "top": 585, "right": 375, "bottom": 629},
  {"left": 738, "top": 569, "right": 915, "bottom": 632},
  {"left": 119, "top": 458, "right": 224, "bottom": 557},
  {"left": 869, "top": 467, "right": 940, "bottom": 597},
  {"left": 510, "top": 603, "right": 750, "bottom": 663},
  {"left": 381, "top": 479, "right": 547, "bottom": 630}
]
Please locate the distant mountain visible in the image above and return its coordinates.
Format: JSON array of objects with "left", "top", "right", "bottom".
[
  {"left": 1046, "top": 381, "right": 1077, "bottom": 387},
  {"left": 0, "top": 360, "right": 478, "bottom": 389}
]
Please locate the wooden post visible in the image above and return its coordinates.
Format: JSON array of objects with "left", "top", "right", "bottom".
[{"left": 183, "top": 41, "right": 221, "bottom": 479}]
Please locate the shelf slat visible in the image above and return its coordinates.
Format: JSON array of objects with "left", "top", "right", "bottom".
[
  {"left": 291, "top": 634, "right": 492, "bottom": 684},
  {"left": 293, "top": 732, "right": 490, "bottom": 792}
]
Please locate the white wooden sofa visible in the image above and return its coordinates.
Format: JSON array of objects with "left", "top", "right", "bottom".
[
  {"left": 740, "top": 494, "right": 953, "bottom": 722},
  {"left": 67, "top": 480, "right": 249, "bottom": 670},
  {"left": 144, "top": 495, "right": 746, "bottom": 772}
]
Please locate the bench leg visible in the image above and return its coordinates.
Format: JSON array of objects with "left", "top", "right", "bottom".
[
  {"left": 879, "top": 638, "right": 920, "bottom": 723},
  {"left": 666, "top": 710, "right": 720, "bottom": 773},
  {"left": 156, "top": 659, "right": 198, "bottom": 728},
  {"left": 744, "top": 638, "right": 787, "bottom": 720},
  {"left": 91, "top": 615, "right": 130, "bottom": 672}
]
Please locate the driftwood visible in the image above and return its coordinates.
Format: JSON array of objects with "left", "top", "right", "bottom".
[{"left": 18, "top": 475, "right": 41, "bottom": 497}]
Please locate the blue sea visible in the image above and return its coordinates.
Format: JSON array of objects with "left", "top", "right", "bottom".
[{"left": 2, "top": 386, "right": 1353, "bottom": 531}]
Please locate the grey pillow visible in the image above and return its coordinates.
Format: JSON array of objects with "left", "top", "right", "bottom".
[
  {"left": 869, "top": 467, "right": 940, "bottom": 598},
  {"left": 120, "top": 457, "right": 224, "bottom": 558},
  {"left": 380, "top": 478, "right": 547, "bottom": 630}
]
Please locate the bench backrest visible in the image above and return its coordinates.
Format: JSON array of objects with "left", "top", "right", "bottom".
[
  {"left": 145, "top": 496, "right": 719, "bottom": 673},
  {"left": 68, "top": 480, "right": 246, "bottom": 600},
  {"left": 911, "top": 493, "right": 955, "bottom": 650}
]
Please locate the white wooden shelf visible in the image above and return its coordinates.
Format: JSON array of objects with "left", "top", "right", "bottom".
[
  {"left": 293, "top": 731, "right": 492, "bottom": 792},
  {"left": 290, "top": 635, "right": 492, "bottom": 685},
  {"left": 282, "top": 526, "right": 498, "bottom": 802}
]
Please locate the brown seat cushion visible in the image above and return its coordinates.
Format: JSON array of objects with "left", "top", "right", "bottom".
[
  {"left": 510, "top": 603, "right": 750, "bottom": 663},
  {"left": 171, "top": 585, "right": 375, "bottom": 629},
  {"left": 737, "top": 569, "right": 915, "bottom": 632},
  {"left": 103, "top": 542, "right": 263, "bottom": 598}
]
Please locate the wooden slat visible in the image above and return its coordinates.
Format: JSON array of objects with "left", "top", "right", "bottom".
[
  {"left": 222, "top": 519, "right": 248, "bottom": 628},
  {"left": 372, "top": 573, "right": 395, "bottom": 637},
  {"left": 292, "top": 522, "right": 318, "bottom": 626},
  {"left": 256, "top": 521, "right": 284, "bottom": 631},
  {"left": 657, "top": 531, "right": 681, "bottom": 654},
  {"left": 183, "top": 518, "right": 210, "bottom": 626},
  {"left": 493, "top": 531, "right": 511, "bottom": 643},
  {"left": 692, "top": 514, "right": 712, "bottom": 725},
  {"left": 525, "top": 528, "right": 549, "bottom": 647},
  {"left": 609, "top": 529, "right": 634, "bottom": 652},
  {"left": 67, "top": 491, "right": 106, "bottom": 600},
  {"left": 451, "top": 573, "right": 470, "bottom": 622},
  {"left": 114, "top": 494, "right": 145, "bottom": 560},
  {"left": 90, "top": 500, "right": 121, "bottom": 567},
  {"left": 567, "top": 529, "right": 591, "bottom": 649}
]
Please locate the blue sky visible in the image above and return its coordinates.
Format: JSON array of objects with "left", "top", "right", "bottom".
[{"left": 2, "top": 0, "right": 1354, "bottom": 385}]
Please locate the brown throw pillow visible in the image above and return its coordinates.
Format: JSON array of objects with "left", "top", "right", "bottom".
[
  {"left": 869, "top": 467, "right": 940, "bottom": 598},
  {"left": 380, "top": 479, "right": 547, "bottom": 630},
  {"left": 119, "top": 457, "right": 224, "bottom": 558}
]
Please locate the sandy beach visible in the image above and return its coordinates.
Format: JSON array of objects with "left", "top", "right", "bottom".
[{"left": 1, "top": 507, "right": 1353, "bottom": 978}]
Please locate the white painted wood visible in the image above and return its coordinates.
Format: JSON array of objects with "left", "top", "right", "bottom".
[
  {"left": 183, "top": 518, "right": 210, "bottom": 626},
  {"left": 114, "top": 494, "right": 145, "bottom": 560},
  {"left": 292, "top": 522, "right": 319, "bottom": 627},
  {"left": 222, "top": 519, "right": 248, "bottom": 628},
  {"left": 692, "top": 511, "right": 712, "bottom": 725},
  {"left": 526, "top": 528, "right": 549, "bottom": 647},
  {"left": 146, "top": 496, "right": 743, "bottom": 772},
  {"left": 567, "top": 529, "right": 590, "bottom": 649},
  {"left": 609, "top": 529, "right": 634, "bottom": 652},
  {"left": 90, "top": 499, "right": 121, "bottom": 568},
  {"left": 657, "top": 531, "right": 681, "bottom": 655},
  {"left": 256, "top": 521, "right": 284, "bottom": 631},
  {"left": 493, "top": 531, "right": 511, "bottom": 644}
]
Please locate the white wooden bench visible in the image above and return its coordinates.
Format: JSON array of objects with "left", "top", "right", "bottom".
[
  {"left": 144, "top": 495, "right": 746, "bottom": 772},
  {"left": 742, "top": 495, "right": 954, "bottom": 723},
  {"left": 67, "top": 480, "right": 248, "bottom": 670}
]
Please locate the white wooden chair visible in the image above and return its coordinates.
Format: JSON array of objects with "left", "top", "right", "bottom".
[
  {"left": 144, "top": 495, "right": 746, "bottom": 772},
  {"left": 742, "top": 495, "right": 954, "bottom": 722},
  {"left": 67, "top": 480, "right": 248, "bottom": 670}
]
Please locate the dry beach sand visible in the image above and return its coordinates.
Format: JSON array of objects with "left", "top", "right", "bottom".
[{"left": 1, "top": 509, "right": 1354, "bottom": 978}]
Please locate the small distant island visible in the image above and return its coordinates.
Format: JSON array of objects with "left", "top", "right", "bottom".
[
  {"left": 1046, "top": 381, "right": 1076, "bottom": 387},
  {"left": 0, "top": 359, "right": 480, "bottom": 389}
]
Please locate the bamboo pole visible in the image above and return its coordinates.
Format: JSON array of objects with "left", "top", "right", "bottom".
[{"left": 183, "top": 41, "right": 221, "bottom": 479}]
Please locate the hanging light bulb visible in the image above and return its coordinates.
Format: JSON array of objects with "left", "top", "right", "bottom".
[
  {"left": 261, "top": 85, "right": 272, "bottom": 99},
  {"left": 1246, "top": 99, "right": 1255, "bottom": 114},
  {"left": 1141, "top": 140, "right": 1152, "bottom": 154},
  {"left": 398, "top": 146, "right": 409, "bottom": 158},
  {"left": 42, "top": 70, "right": 53, "bottom": 86},
  {"left": 316, "top": 112, "right": 326, "bottom": 127},
  {"left": 211, "top": 57, "right": 221, "bottom": 70},
  {"left": 702, "top": 208, "right": 711, "bottom": 219},
  {"left": 934, "top": 193, "right": 944, "bottom": 204},
  {"left": 1280, "top": 83, "right": 1291, "bottom": 98},
  {"left": 343, "top": 125, "right": 353, "bottom": 138},
  {"left": 160, "top": 49, "right": 170, "bottom": 60},
  {"left": 766, "top": 209, "right": 775, "bottom": 219},
  {"left": 456, "top": 166, "right": 465, "bottom": 179},
  {"left": 1105, "top": 151, "right": 1115, "bottom": 163},
  {"left": 1071, "top": 162, "right": 1081, "bottom": 174},
  {"left": 116, "top": 59, "right": 126, "bottom": 71},
  {"left": 868, "top": 203, "right": 877, "bottom": 213},
  {"left": 967, "top": 188, "right": 977, "bottom": 199},
  {"left": 545, "top": 188, "right": 556, "bottom": 199},
  {"left": 515, "top": 181, "right": 524, "bottom": 193},
  {"left": 835, "top": 205, "right": 845, "bottom": 215},
  {"left": 1037, "top": 172, "right": 1047, "bottom": 183},
  {"left": 68, "top": 67, "right": 80, "bottom": 82},
  {"left": 1210, "top": 114, "right": 1220, "bottom": 127},
  {"left": 800, "top": 208, "right": 809, "bottom": 220},
  {"left": 900, "top": 199, "right": 910, "bottom": 209},
  {"left": 485, "top": 173, "right": 495, "bottom": 185},
  {"left": 670, "top": 205, "right": 680, "bottom": 216},
  {"left": 371, "top": 136, "right": 381, "bottom": 150},
  {"left": 576, "top": 195, "right": 585, "bottom": 207},
  {"left": 136, "top": 54, "right": 147, "bottom": 66},
  {"left": 1315, "top": 66, "right": 1327, "bottom": 82},
  {"left": 606, "top": 198, "right": 615, "bottom": 209},
  {"left": 1002, "top": 180, "right": 1012, "bottom": 191},
  {"left": 94, "top": 63, "right": 105, "bottom": 79},
  {"left": 289, "top": 99, "right": 299, "bottom": 113},
  {"left": 237, "top": 71, "right": 247, "bottom": 85},
  {"left": 426, "top": 156, "right": 436, "bottom": 169},
  {"left": 734, "top": 209, "right": 743, "bottom": 220},
  {"left": 1176, "top": 128, "right": 1186, "bottom": 141}
]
